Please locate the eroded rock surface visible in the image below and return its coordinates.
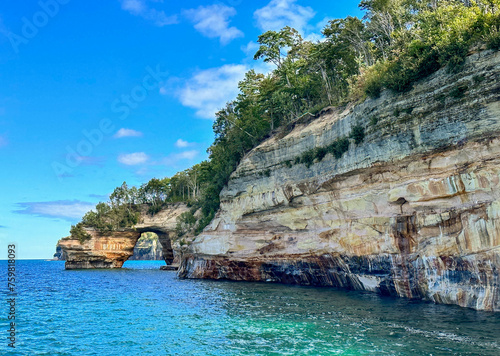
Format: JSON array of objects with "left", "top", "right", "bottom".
[
  {"left": 59, "top": 230, "right": 141, "bottom": 269},
  {"left": 59, "top": 203, "right": 188, "bottom": 269},
  {"left": 179, "top": 50, "right": 500, "bottom": 311},
  {"left": 52, "top": 244, "right": 67, "bottom": 261}
]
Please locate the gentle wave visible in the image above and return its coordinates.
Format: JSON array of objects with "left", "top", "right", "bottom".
[{"left": 0, "top": 260, "right": 499, "bottom": 355}]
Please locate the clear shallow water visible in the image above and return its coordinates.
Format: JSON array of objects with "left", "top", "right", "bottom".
[{"left": 0, "top": 260, "right": 499, "bottom": 355}]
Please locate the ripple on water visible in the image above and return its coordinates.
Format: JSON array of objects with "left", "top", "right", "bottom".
[{"left": 0, "top": 260, "right": 499, "bottom": 355}]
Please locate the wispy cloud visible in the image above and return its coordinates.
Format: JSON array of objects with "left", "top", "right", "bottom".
[
  {"left": 0, "top": 16, "right": 9, "bottom": 38},
  {"left": 0, "top": 135, "right": 7, "bottom": 148},
  {"left": 120, "top": 0, "right": 178, "bottom": 26},
  {"left": 14, "top": 200, "right": 94, "bottom": 221},
  {"left": 79, "top": 156, "right": 105, "bottom": 166},
  {"left": 175, "top": 139, "right": 194, "bottom": 148},
  {"left": 132, "top": 149, "right": 200, "bottom": 176},
  {"left": 113, "top": 128, "right": 143, "bottom": 138},
  {"left": 242, "top": 41, "right": 260, "bottom": 57},
  {"left": 118, "top": 152, "right": 149, "bottom": 165},
  {"left": 254, "top": 0, "right": 315, "bottom": 34},
  {"left": 184, "top": 5, "right": 243, "bottom": 45},
  {"left": 175, "top": 150, "right": 198, "bottom": 160},
  {"left": 175, "top": 64, "right": 248, "bottom": 119},
  {"left": 161, "top": 150, "right": 199, "bottom": 165}
]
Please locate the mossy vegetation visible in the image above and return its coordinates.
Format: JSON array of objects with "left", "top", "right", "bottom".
[
  {"left": 350, "top": 125, "right": 366, "bottom": 145},
  {"left": 175, "top": 210, "right": 198, "bottom": 238},
  {"left": 449, "top": 83, "right": 469, "bottom": 99},
  {"left": 288, "top": 133, "right": 355, "bottom": 169},
  {"left": 370, "top": 116, "right": 379, "bottom": 126}
]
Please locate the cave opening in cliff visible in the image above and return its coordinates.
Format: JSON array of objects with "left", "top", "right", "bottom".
[
  {"left": 129, "top": 232, "right": 163, "bottom": 261},
  {"left": 131, "top": 230, "right": 175, "bottom": 265}
]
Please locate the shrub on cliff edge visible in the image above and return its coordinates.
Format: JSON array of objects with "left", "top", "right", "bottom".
[{"left": 70, "top": 223, "right": 91, "bottom": 244}]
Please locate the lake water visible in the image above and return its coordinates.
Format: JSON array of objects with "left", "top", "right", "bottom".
[{"left": 1, "top": 260, "right": 499, "bottom": 355}]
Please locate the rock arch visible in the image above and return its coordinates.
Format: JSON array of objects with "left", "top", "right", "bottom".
[
  {"left": 134, "top": 228, "right": 175, "bottom": 265},
  {"left": 58, "top": 203, "right": 189, "bottom": 269}
]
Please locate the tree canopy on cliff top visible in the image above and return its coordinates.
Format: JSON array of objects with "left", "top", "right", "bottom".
[{"left": 72, "top": 0, "right": 500, "bottom": 240}]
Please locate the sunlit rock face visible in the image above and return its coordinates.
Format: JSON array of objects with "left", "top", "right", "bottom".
[
  {"left": 59, "top": 230, "right": 141, "bottom": 269},
  {"left": 59, "top": 203, "right": 189, "bottom": 269},
  {"left": 179, "top": 50, "right": 500, "bottom": 311}
]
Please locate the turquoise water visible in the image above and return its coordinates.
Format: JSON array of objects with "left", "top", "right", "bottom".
[{"left": 1, "top": 260, "right": 499, "bottom": 355}]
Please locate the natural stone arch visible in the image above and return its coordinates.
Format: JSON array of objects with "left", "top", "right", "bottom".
[
  {"left": 59, "top": 203, "right": 189, "bottom": 269},
  {"left": 134, "top": 227, "right": 176, "bottom": 265}
]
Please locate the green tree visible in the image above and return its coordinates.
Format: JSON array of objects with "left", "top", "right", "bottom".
[{"left": 254, "top": 26, "right": 303, "bottom": 69}]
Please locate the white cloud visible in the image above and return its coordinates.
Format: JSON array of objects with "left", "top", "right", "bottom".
[
  {"left": 118, "top": 152, "right": 149, "bottom": 165},
  {"left": 175, "top": 139, "right": 194, "bottom": 148},
  {"left": 176, "top": 150, "right": 198, "bottom": 160},
  {"left": 132, "top": 149, "right": 199, "bottom": 176},
  {"left": 120, "top": 0, "right": 178, "bottom": 26},
  {"left": 161, "top": 150, "right": 199, "bottom": 165},
  {"left": 254, "top": 0, "right": 315, "bottom": 34},
  {"left": 303, "top": 16, "right": 332, "bottom": 43},
  {"left": 121, "top": 0, "right": 144, "bottom": 14},
  {"left": 113, "top": 128, "right": 143, "bottom": 138},
  {"left": 134, "top": 166, "right": 150, "bottom": 176},
  {"left": 15, "top": 200, "right": 95, "bottom": 221},
  {"left": 241, "top": 41, "right": 260, "bottom": 57},
  {"left": 184, "top": 5, "right": 243, "bottom": 44},
  {"left": 176, "top": 64, "right": 248, "bottom": 119}
]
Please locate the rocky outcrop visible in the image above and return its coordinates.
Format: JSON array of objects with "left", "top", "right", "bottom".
[
  {"left": 59, "top": 203, "right": 188, "bottom": 269},
  {"left": 53, "top": 243, "right": 67, "bottom": 261},
  {"left": 179, "top": 50, "right": 500, "bottom": 311},
  {"left": 56, "top": 232, "right": 164, "bottom": 262},
  {"left": 59, "top": 230, "right": 141, "bottom": 269}
]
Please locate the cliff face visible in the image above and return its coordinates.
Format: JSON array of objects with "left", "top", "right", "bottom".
[
  {"left": 55, "top": 232, "right": 164, "bottom": 261},
  {"left": 59, "top": 230, "right": 141, "bottom": 269},
  {"left": 53, "top": 244, "right": 67, "bottom": 261},
  {"left": 59, "top": 203, "right": 188, "bottom": 269},
  {"left": 179, "top": 50, "right": 500, "bottom": 311}
]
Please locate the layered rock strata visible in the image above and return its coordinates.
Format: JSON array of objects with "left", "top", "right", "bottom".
[
  {"left": 59, "top": 203, "right": 188, "bottom": 269},
  {"left": 52, "top": 244, "right": 67, "bottom": 261},
  {"left": 179, "top": 50, "right": 500, "bottom": 311}
]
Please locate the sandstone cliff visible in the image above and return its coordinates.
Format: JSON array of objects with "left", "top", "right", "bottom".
[
  {"left": 59, "top": 203, "right": 188, "bottom": 269},
  {"left": 52, "top": 244, "right": 67, "bottom": 261},
  {"left": 56, "top": 232, "right": 164, "bottom": 261},
  {"left": 178, "top": 50, "right": 500, "bottom": 311}
]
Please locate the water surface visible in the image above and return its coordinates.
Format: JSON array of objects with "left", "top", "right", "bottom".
[{"left": 1, "top": 260, "right": 499, "bottom": 355}]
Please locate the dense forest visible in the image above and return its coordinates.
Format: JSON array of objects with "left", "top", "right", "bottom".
[{"left": 71, "top": 0, "right": 500, "bottom": 242}]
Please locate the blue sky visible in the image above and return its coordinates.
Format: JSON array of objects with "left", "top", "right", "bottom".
[{"left": 0, "top": 0, "right": 362, "bottom": 259}]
